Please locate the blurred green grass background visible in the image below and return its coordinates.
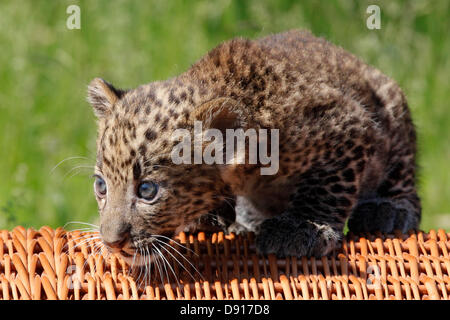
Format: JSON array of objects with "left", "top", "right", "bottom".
[{"left": 0, "top": 0, "right": 448, "bottom": 231}]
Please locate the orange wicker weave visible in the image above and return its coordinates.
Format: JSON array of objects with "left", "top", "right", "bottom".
[{"left": 0, "top": 226, "right": 449, "bottom": 300}]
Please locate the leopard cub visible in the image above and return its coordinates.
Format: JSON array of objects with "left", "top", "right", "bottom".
[{"left": 88, "top": 30, "right": 420, "bottom": 261}]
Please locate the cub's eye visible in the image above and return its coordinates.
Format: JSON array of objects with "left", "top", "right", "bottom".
[
  {"left": 137, "top": 181, "right": 158, "bottom": 201},
  {"left": 94, "top": 176, "right": 107, "bottom": 197}
]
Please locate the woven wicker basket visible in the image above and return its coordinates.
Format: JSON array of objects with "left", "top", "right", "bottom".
[{"left": 0, "top": 226, "right": 449, "bottom": 300}]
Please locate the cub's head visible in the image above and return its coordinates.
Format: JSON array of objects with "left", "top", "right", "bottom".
[{"left": 87, "top": 78, "right": 243, "bottom": 264}]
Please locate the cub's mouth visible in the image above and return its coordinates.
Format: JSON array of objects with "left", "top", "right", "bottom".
[{"left": 101, "top": 230, "right": 179, "bottom": 267}]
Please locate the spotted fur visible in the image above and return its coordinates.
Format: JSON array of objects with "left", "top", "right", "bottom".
[{"left": 88, "top": 30, "right": 420, "bottom": 259}]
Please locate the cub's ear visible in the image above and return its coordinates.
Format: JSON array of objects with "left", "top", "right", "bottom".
[
  {"left": 192, "top": 97, "right": 248, "bottom": 132},
  {"left": 87, "top": 78, "right": 126, "bottom": 118}
]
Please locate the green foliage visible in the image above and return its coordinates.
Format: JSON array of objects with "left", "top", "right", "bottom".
[{"left": 0, "top": 0, "right": 448, "bottom": 230}]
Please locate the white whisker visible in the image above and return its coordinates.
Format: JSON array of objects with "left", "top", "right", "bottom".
[
  {"left": 136, "top": 246, "right": 146, "bottom": 289},
  {"left": 51, "top": 156, "right": 90, "bottom": 173},
  {"left": 152, "top": 246, "right": 165, "bottom": 287},
  {"left": 64, "top": 221, "right": 100, "bottom": 229},
  {"left": 151, "top": 234, "right": 197, "bottom": 255},
  {"left": 154, "top": 238, "right": 203, "bottom": 282},
  {"left": 153, "top": 242, "right": 179, "bottom": 286},
  {"left": 62, "top": 165, "right": 96, "bottom": 180}
]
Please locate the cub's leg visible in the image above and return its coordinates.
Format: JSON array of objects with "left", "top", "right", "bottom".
[
  {"left": 347, "top": 162, "right": 421, "bottom": 234},
  {"left": 227, "top": 196, "right": 268, "bottom": 234},
  {"left": 256, "top": 166, "right": 360, "bottom": 257},
  {"left": 347, "top": 102, "right": 421, "bottom": 234}
]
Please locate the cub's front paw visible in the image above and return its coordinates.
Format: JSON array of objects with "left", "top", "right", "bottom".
[
  {"left": 255, "top": 215, "right": 341, "bottom": 257},
  {"left": 227, "top": 222, "right": 251, "bottom": 235}
]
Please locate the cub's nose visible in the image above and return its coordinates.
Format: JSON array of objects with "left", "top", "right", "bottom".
[
  {"left": 100, "top": 223, "right": 130, "bottom": 250},
  {"left": 103, "top": 234, "right": 129, "bottom": 250}
]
